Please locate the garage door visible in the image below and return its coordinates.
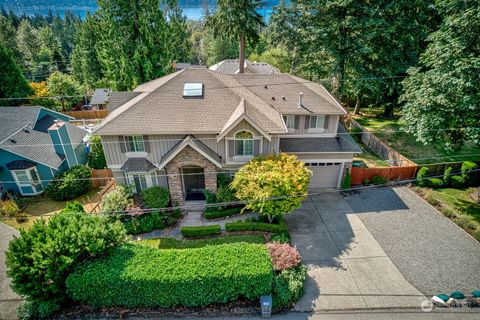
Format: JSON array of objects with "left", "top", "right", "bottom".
[{"left": 305, "top": 162, "right": 342, "bottom": 189}]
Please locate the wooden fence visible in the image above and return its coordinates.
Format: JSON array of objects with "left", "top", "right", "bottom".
[
  {"left": 348, "top": 119, "right": 416, "bottom": 167},
  {"left": 91, "top": 169, "right": 114, "bottom": 187},
  {"left": 89, "top": 179, "right": 116, "bottom": 214},
  {"left": 351, "top": 166, "right": 417, "bottom": 185},
  {"left": 63, "top": 109, "right": 109, "bottom": 119}
]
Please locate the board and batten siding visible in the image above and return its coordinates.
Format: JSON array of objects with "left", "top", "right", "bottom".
[
  {"left": 282, "top": 115, "right": 339, "bottom": 135},
  {"left": 102, "top": 134, "right": 219, "bottom": 167}
]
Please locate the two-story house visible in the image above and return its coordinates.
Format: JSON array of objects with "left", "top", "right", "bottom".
[
  {"left": 0, "top": 106, "right": 88, "bottom": 196},
  {"left": 95, "top": 69, "right": 361, "bottom": 204}
]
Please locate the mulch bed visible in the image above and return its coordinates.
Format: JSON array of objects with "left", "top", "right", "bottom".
[{"left": 55, "top": 299, "right": 260, "bottom": 319}]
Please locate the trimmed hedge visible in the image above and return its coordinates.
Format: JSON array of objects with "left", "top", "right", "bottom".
[
  {"left": 426, "top": 178, "right": 444, "bottom": 188},
  {"left": 180, "top": 225, "right": 221, "bottom": 237},
  {"left": 225, "top": 219, "right": 288, "bottom": 233},
  {"left": 443, "top": 167, "right": 453, "bottom": 186},
  {"left": 451, "top": 175, "right": 465, "bottom": 188},
  {"left": 66, "top": 243, "right": 273, "bottom": 308},
  {"left": 155, "top": 235, "right": 265, "bottom": 249},
  {"left": 416, "top": 167, "right": 429, "bottom": 187},
  {"left": 204, "top": 206, "right": 243, "bottom": 220},
  {"left": 272, "top": 265, "right": 307, "bottom": 311},
  {"left": 46, "top": 165, "right": 92, "bottom": 200}
]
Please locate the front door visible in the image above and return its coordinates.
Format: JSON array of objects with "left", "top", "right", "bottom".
[{"left": 182, "top": 167, "right": 205, "bottom": 200}]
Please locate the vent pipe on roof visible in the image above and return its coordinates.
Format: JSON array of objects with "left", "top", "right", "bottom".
[{"left": 298, "top": 92, "right": 304, "bottom": 109}]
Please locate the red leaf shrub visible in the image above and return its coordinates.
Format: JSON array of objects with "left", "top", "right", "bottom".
[{"left": 266, "top": 242, "right": 301, "bottom": 271}]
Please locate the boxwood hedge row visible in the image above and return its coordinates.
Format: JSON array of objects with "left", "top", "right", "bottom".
[{"left": 66, "top": 243, "right": 273, "bottom": 308}]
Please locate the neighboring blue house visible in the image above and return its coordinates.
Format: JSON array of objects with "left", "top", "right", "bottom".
[{"left": 0, "top": 106, "right": 88, "bottom": 196}]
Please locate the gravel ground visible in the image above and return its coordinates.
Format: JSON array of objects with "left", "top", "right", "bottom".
[{"left": 346, "top": 186, "right": 480, "bottom": 296}]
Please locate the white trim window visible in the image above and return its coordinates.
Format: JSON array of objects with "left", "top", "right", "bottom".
[
  {"left": 309, "top": 115, "right": 326, "bottom": 129},
  {"left": 128, "top": 173, "right": 150, "bottom": 194},
  {"left": 126, "top": 136, "right": 145, "bottom": 152},
  {"left": 283, "top": 115, "right": 295, "bottom": 129},
  {"left": 234, "top": 131, "right": 254, "bottom": 156},
  {"left": 12, "top": 167, "right": 44, "bottom": 195}
]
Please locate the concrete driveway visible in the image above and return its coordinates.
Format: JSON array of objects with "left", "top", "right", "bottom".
[
  {"left": 0, "top": 223, "right": 21, "bottom": 320},
  {"left": 286, "top": 186, "right": 480, "bottom": 312},
  {"left": 285, "top": 189, "right": 426, "bottom": 311}
]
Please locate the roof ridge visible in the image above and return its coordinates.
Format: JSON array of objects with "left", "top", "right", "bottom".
[{"left": 209, "top": 71, "right": 285, "bottom": 131}]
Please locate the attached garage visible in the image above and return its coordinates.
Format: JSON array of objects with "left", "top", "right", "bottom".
[{"left": 305, "top": 162, "right": 343, "bottom": 189}]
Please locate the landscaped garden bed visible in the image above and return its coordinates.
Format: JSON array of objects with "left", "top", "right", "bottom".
[
  {"left": 137, "top": 234, "right": 266, "bottom": 249},
  {"left": 413, "top": 161, "right": 480, "bottom": 241}
]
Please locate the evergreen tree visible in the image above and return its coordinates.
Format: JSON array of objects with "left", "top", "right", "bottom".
[
  {"left": 0, "top": 15, "right": 19, "bottom": 61},
  {"left": 400, "top": 0, "right": 480, "bottom": 150},
  {"left": 206, "top": 0, "right": 265, "bottom": 73},
  {"left": 0, "top": 44, "right": 33, "bottom": 106},
  {"left": 16, "top": 19, "right": 41, "bottom": 80},
  {"left": 165, "top": 0, "right": 191, "bottom": 62},
  {"left": 71, "top": 14, "right": 104, "bottom": 90},
  {"left": 95, "top": 0, "right": 173, "bottom": 90}
]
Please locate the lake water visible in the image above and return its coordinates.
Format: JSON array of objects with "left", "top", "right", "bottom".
[{"left": 3, "top": 5, "right": 277, "bottom": 21}]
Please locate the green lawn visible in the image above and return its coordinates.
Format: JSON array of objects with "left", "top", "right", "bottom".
[
  {"left": 353, "top": 113, "right": 480, "bottom": 165},
  {"left": 413, "top": 187, "right": 480, "bottom": 241},
  {"left": 2, "top": 188, "right": 101, "bottom": 230},
  {"left": 354, "top": 142, "right": 391, "bottom": 168},
  {"left": 135, "top": 234, "right": 265, "bottom": 249}
]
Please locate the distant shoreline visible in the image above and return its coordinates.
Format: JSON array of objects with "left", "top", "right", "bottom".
[{"left": 1, "top": 4, "right": 277, "bottom": 21}]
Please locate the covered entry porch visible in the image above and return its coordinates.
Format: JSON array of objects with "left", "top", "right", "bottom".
[{"left": 160, "top": 135, "right": 222, "bottom": 205}]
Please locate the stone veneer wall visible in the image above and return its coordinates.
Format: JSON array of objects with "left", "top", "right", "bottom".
[{"left": 165, "top": 145, "right": 218, "bottom": 204}]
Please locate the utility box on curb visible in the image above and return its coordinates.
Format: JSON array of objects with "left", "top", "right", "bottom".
[{"left": 260, "top": 295, "right": 272, "bottom": 318}]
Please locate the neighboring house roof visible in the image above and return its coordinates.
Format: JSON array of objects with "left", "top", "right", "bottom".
[
  {"left": 0, "top": 107, "right": 39, "bottom": 143},
  {"left": 158, "top": 135, "right": 222, "bottom": 169},
  {"left": 121, "top": 158, "right": 156, "bottom": 173},
  {"left": 90, "top": 88, "right": 112, "bottom": 105},
  {"left": 0, "top": 106, "right": 88, "bottom": 169},
  {"left": 107, "top": 92, "right": 141, "bottom": 112},
  {"left": 279, "top": 125, "right": 362, "bottom": 154},
  {"left": 175, "top": 62, "right": 207, "bottom": 71},
  {"left": 209, "top": 59, "right": 281, "bottom": 74},
  {"left": 96, "top": 69, "right": 345, "bottom": 136}
]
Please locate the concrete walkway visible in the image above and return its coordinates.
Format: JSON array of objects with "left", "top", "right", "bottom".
[
  {"left": 180, "top": 211, "right": 258, "bottom": 230},
  {"left": 0, "top": 222, "right": 21, "bottom": 320},
  {"left": 285, "top": 191, "right": 426, "bottom": 312}
]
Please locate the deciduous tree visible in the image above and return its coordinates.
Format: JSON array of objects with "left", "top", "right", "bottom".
[
  {"left": 232, "top": 154, "right": 310, "bottom": 223},
  {"left": 400, "top": 0, "right": 480, "bottom": 150}
]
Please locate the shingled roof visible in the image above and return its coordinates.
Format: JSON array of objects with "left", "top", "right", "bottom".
[
  {"left": 95, "top": 69, "right": 345, "bottom": 136},
  {"left": 0, "top": 107, "right": 87, "bottom": 168}
]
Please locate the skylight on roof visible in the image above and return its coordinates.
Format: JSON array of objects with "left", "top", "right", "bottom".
[{"left": 183, "top": 83, "right": 204, "bottom": 98}]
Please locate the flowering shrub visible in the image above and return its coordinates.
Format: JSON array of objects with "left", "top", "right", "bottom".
[{"left": 266, "top": 242, "right": 301, "bottom": 271}]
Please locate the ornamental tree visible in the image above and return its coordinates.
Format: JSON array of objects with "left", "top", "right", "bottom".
[{"left": 231, "top": 154, "right": 310, "bottom": 222}]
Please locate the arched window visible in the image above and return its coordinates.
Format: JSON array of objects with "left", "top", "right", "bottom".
[{"left": 234, "top": 131, "right": 254, "bottom": 156}]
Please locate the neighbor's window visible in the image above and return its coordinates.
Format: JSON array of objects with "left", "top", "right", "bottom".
[
  {"left": 234, "top": 131, "right": 254, "bottom": 156},
  {"left": 126, "top": 136, "right": 145, "bottom": 152},
  {"left": 309, "top": 115, "right": 326, "bottom": 129},
  {"left": 283, "top": 115, "right": 295, "bottom": 129}
]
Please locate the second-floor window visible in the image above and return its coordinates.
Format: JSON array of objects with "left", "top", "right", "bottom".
[
  {"left": 309, "top": 115, "right": 326, "bottom": 129},
  {"left": 126, "top": 136, "right": 145, "bottom": 152},
  {"left": 283, "top": 115, "right": 295, "bottom": 129},
  {"left": 234, "top": 131, "right": 254, "bottom": 156}
]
